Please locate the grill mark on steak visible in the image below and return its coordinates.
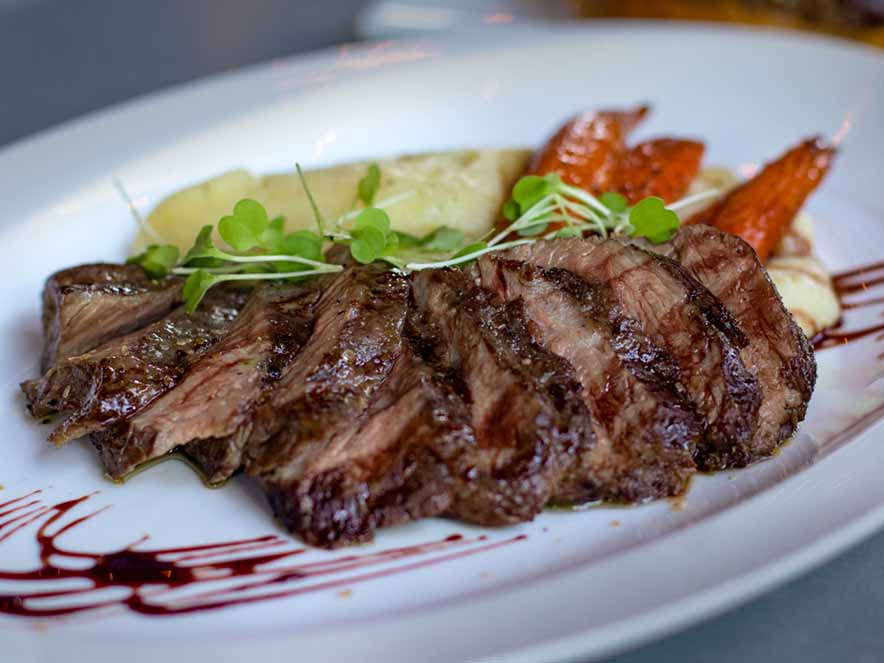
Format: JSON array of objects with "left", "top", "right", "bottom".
[
  {"left": 639, "top": 225, "right": 816, "bottom": 466},
  {"left": 410, "top": 268, "right": 595, "bottom": 524},
  {"left": 501, "top": 238, "right": 761, "bottom": 469},
  {"left": 38, "top": 264, "right": 181, "bottom": 372},
  {"left": 22, "top": 287, "right": 247, "bottom": 447},
  {"left": 243, "top": 265, "right": 414, "bottom": 541},
  {"left": 262, "top": 330, "right": 472, "bottom": 548},
  {"left": 472, "top": 256, "right": 700, "bottom": 502},
  {"left": 92, "top": 282, "right": 324, "bottom": 482}
]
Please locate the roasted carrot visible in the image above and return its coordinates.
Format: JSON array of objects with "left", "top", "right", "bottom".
[
  {"left": 616, "top": 138, "right": 705, "bottom": 204},
  {"left": 688, "top": 137, "right": 835, "bottom": 262},
  {"left": 495, "top": 106, "right": 650, "bottom": 236},
  {"left": 528, "top": 105, "right": 650, "bottom": 192}
]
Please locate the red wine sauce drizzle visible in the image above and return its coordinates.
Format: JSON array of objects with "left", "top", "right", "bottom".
[
  {"left": 813, "top": 259, "right": 884, "bottom": 350},
  {"left": 0, "top": 491, "right": 526, "bottom": 618}
]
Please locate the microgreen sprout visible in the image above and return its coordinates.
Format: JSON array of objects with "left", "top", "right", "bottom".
[
  {"left": 127, "top": 244, "right": 179, "bottom": 279},
  {"left": 357, "top": 162, "right": 381, "bottom": 206},
  {"left": 128, "top": 161, "right": 721, "bottom": 313},
  {"left": 490, "top": 174, "right": 720, "bottom": 248},
  {"left": 296, "top": 163, "right": 326, "bottom": 237},
  {"left": 168, "top": 194, "right": 342, "bottom": 312}
]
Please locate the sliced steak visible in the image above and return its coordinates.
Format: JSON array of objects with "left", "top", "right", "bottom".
[
  {"left": 22, "top": 287, "right": 247, "bottom": 446},
  {"left": 410, "top": 268, "right": 594, "bottom": 524},
  {"left": 639, "top": 225, "right": 816, "bottom": 463},
  {"left": 92, "top": 282, "right": 323, "bottom": 482},
  {"left": 244, "top": 265, "right": 413, "bottom": 537},
  {"left": 263, "top": 335, "right": 470, "bottom": 548},
  {"left": 502, "top": 238, "right": 761, "bottom": 470},
  {"left": 38, "top": 263, "right": 181, "bottom": 372},
  {"left": 472, "top": 256, "right": 700, "bottom": 502}
]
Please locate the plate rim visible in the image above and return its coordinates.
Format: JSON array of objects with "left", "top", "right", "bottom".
[{"left": 2, "top": 22, "right": 884, "bottom": 663}]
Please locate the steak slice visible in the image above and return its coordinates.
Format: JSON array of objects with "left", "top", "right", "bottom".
[
  {"left": 472, "top": 256, "right": 700, "bottom": 502},
  {"left": 262, "top": 335, "right": 470, "bottom": 548},
  {"left": 244, "top": 265, "right": 414, "bottom": 537},
  {"left": 410, "top": 267, "right": 594, "bottom": 524},
  {"left": 38, "top": 263, "right": 181, "bottom": 372},
  {"left": 92, "top": 282, "right": 323, "bottom": 482},
  {"left": 502, "top": 238, "right": 761, "bottom": 470},
  {"left": 639, "top": 225, "right": 816, "bottom": 463},
  {"left": 22, "top": 287, "right": 247, "bottom": 446}
]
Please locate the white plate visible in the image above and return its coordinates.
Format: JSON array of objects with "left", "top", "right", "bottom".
[{"left": 2, "top": 23, "right": 883, "bottom": 663}]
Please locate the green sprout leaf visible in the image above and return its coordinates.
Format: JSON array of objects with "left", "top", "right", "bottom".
[
  {"left": 629, "top": 197, "right": 680, "bottom": 244},
  {"left": 353, "top": 207, "right": 391, "bottom": 236},
  {"left": 513, "top": 173, "right": 559, "bottom": 210},
  {"left": 259, "top": 215, "right": 286, "bottom": 251},
  {"left": 554, "top": 227, "right": 582, "bottom": 239},
  {"left": 419, "top": 226, "right": 464, "bottom": 252},
  {"left": 218, "top": 198, "right": 270, "bottom": 252},
  {"left": 126, "top": 244, "right": 180, "bottom": 279},
  {"left": 348, "top": 207, "right": 394, "bottom": 264},
  {"left": 357, "top": 163, "right": 382, "bottom": 206},
  {"left": 600, "top": 191, "right": 628, "bottom": 214},
  {"left": 273, "top": 230, "right": 324, "bottom": 272},
  {"left": 382, "top": 230, "right": 400, "bottom": 255},
  {"left": 350, "top": 226, "right": 387, "bottom": 264},
  {"left": 280, "top": 230, "right": 323, "bottom": 261},
  {"left": 517, "top": 222, "right": 548, "bottom": 237},
  {"left": 182, "top": 269, "right": 218, "bottom": 314},
  {"left": 500, "top": 173, "right": 561, "bottom": 224},
  {"left": 183, "top": 225, "right": 228, "bottom": 265},
  {"left": 393, "top": 230, "right": 420, "bottom": 249},
  {"left": 451, "top": 241, "right": 488, "bottom": 261},
  {"left": 502, "top": 199, "right": 520, "bottom": 222}
]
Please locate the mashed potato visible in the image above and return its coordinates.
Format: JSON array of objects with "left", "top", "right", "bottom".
[{"left": 133, "top": 149, "right": 531, "bottom": 254}]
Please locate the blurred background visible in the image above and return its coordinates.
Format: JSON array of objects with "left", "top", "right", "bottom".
[
  {"left": 1, "top": 0, "right": 881, "bottom": 148},
  {"left": 1, "top": 1, "right": 883, "bottom": 662}
]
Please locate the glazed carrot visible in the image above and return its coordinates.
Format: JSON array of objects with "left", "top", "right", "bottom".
[
  {"left": 688, "top": 137, "right": 835, "bottom": 262},
  {"left": 495, "top": 106, "right": 650, "bottom": 236},
  {"left": 616, "top": 138, "right": 705, "bottom": 204},
  {"left": 528, "top": 105, "right": 650, "bottom": 192}
]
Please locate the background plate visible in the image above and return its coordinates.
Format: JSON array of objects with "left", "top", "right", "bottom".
[{"left": 2, "top": 23, "right": 883, "bottom": 663}]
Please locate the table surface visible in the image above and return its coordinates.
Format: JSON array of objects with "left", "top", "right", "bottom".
[{"left": 2, "top": 1, "right": 882, "bottom": 661}]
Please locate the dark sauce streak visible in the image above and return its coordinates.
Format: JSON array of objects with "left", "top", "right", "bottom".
[
  {"left": 813, "top": 259, "right": 884, "bottom": 351},
  {"left": 0, "top": 491, "right": 525, "bottom": 618}
]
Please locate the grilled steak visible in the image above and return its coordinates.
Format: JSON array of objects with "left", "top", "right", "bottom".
[
  {"left": 38, "top": 263, "right": 181, "bottom": 372},
  {"left": 639, "top": 225, "right": 816, "bottom": 465},
  {"left": 501, "top": 238, "right": 761, "bottom": 469},
  {"left": 263, "top": 337, "right": 469, "bottom": 547},
  {"left": 472, "top": 256, "right": 700, "bottom": 502},
  {"left": 244, "top": 265, "right": 413, "bottom": 542},
  {"left": 410, "top": 268, "right": 594, "bottom": 524},
  {"left": 22, "top": 287, "right": 246, "bottom": 447},
  {"left": 92, "top": 283, "right": 323, "bottom": 482},
  {"left": 22, "top": 217, "right": 817, "bottom": 547}
]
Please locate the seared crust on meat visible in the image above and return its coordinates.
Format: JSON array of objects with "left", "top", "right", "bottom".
[
  {"left": 501, "top": 238, "right": 761, "bottom": 470},
  {"left": 92, "top": 283, "right": 323, "bottom": 482},
  {"left": 38, "top": 263, "right": 181, "bottom": 372},
  {"left": 411, "top": 268, "right": 595, "bottom": 523},
  {"left": 473, "top": 256, "right": 700, "bottom": 502},
  {"left": 24, "top": 288, "right": 246, "bottom": 447},
  {"left": 641, "top": 225, "right": 816, "bottom": 465}
]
